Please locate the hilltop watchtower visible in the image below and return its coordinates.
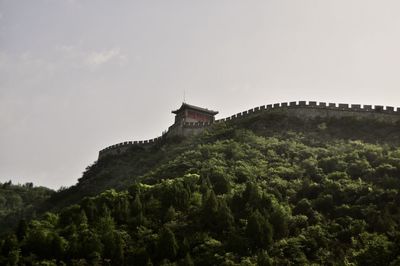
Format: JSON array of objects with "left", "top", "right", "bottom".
[
  {"left": 172, "top": 103, "right": 218, "bottom": 124},
  {"left": 168, "top": 103, "right": 218, "bottom": 137}
]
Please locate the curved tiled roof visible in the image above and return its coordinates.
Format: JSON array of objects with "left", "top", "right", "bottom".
[{"left": 172, "top": 103, "right": 219, "bottom": 115}]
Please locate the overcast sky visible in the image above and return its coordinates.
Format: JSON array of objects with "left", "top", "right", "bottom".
[{"left": 1, "top": 0, "right": 400, "bottom": 189}]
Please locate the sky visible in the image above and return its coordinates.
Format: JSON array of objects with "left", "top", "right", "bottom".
[{"left": 1, "top": 0, "right": 400, "bottom": 189}]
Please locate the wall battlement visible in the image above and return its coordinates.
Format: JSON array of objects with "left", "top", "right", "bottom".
[
  {"left": 98, "top": 101, "right": 400, "bottom": 159},
  {"left": 213, "top": 101, "right": 399, "bottom": 124},
  {"left": 98, "top": 136, "right": 164, "bottom": 158}
]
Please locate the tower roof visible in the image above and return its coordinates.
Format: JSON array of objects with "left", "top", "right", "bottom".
[{"left": 172, "top": 103, "right": 219, "bottom": 115}]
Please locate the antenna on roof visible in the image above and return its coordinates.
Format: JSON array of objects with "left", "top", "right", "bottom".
[{"left": 183, "top": 89, "right": 186, "bottom": 103}]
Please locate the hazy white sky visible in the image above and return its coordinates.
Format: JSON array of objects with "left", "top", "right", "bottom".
[{"left": 1, "top": 0, "right": 400, "bottom": 189}]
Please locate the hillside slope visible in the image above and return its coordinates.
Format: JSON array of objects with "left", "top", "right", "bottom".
[
  {"left": 2, "top": 110, "right": 400, "bottom": 265},
  {"left": 46, "top": 110, "right": 400, "bottom": 210}
]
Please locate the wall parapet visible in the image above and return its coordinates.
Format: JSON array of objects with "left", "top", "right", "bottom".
[
  {"left": 214, "top": 101, "right": 400, "bottom": 124},
  {"left": 98, "top": 135, "right": 165, "bottom": 159}
]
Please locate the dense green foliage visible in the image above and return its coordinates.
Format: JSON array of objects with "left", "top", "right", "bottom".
[
  {"left": 46, "top": 113, "right": 400, "bottom": 211},
  {"left": 0, "top": 182, "right": 54, "bottom": 235},
  {"left": 2, "top": 112, "right": 400, "bottom": 265}
]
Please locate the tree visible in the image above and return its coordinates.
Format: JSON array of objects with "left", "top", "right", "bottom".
[
  {"left": 210, "top": 172, "right": 231, "bottom": 195},
  {"left": 59, "top": 205, "right": 83, "bottom": 227},
  {"left": 131, "top": 194, "right": 144, "bottom": 227},
  {"left": 201, "top": 190, "right": 219, "bottom": 229},
  {"left": 132, "top": 194, "right": 143, "bottom": 216},
  {"left": 245, "top": 210, "right": 273, "bottom": 250},
  {"left": 128, "top": 182, "right": 141, "bottom": 199},
  {"left": 161, "top": 182, "right": 190, "bottom": 210},
  {"left": 2, "top": 234, "right": 19, "bottom": 262},
  {"left": 158, "top": 227, "right": 178, "bottom": 260},
  {"left": 16, "top": 219, "right": 27, "bottom": 241},
  {"left": 24, "top": 224, "right": 52, "bottom": 258},
  {"left": 81, "top": 197, "right": 97, "bottom": 223},
  {"left": 164, "top": 206, "right": 176, "bottom": 222},
  {"left": 78, "top": 229, "right": 102, "bottom": 261},
  {"left": 314, "top": 194, "right": 334, "bottom": 214},
  {"left": 183, "top": 253, "right": 194, "bottom": 266},
  {"left": 293, "top": 198, "right": 313, "bottom": 216},
  {"left": 110, "top": 231, "right": 125, "bottom": 265},
  {"left": 257, "top": 251, "right": 272, "bottom": 266},
  {"left": 115, "top": 194, "right": 130, "bottom": 224},
  {"left": 354, "top": 232, "right": 395, "bottom": 266},
  {"left": 243, "top": 182, "right": 262, "bottom": 209},
  {"left": 269, "top": 207, "right": 289, "bottom": 240},
  {"left": 216, "top": 199, "right": 234, "bottom": 231}
]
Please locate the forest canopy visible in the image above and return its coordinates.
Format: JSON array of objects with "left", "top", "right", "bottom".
[{"left": 1, "top": 114, "right": 400, "bottom": 265}]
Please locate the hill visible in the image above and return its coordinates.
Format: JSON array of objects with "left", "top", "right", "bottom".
[
  {"left": 47, "top": 108, "right": 400, "bottom": 210},
  {"left": 1, "top": 107, "right": 400, "bottom": 265}
]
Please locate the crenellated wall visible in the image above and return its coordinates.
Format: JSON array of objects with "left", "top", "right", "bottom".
[
  {"left": 98, "top": 136, "right": 164, "bottom": 159},
  {"left": 213, "top": 101, "right": 400, "bottom": 124},
  {"left": 98, "top": 101, "right": 400, "bottom": 159}
]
